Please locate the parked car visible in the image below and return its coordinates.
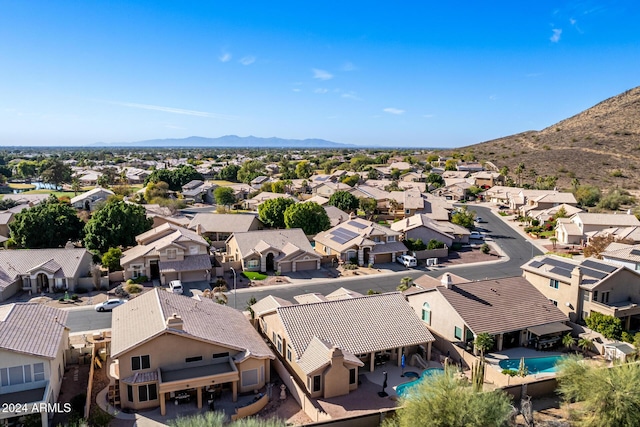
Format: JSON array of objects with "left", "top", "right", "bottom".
[
  {"left": 469, "top": 231, "right": 484, "bottom": 240},
  {"left": 95, "top": 299, "right": 126, "bottom": 312},
  {"left": 168, "top": 280, "right": 184, "bottom": 294},
  {"left": 475, "top": 217, "right": 486, "bottom": 223},
  {"left": 397, "top": 254, "right": 418, "bottom": 267}
]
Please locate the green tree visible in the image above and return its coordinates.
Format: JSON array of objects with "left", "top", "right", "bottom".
[
  {"left": 397, "top": 276, "right": 413, "bottom": 292},
  {"left": 284, "top": 202, "right": 330, "bottom": 235},
  {"left": 426, "top": 173, "right": 444, "bottom": 188},
  {"left": 584, "top": 312, "right": 623, "bottom": 340},
  {"left": 473, "top": 333, "right": 494, "bottom": 360},
  {"left": 217, "top": 164, "right": 240, "bottom": 182},
  {"left": 40, "top": 159, "right": 72, "bottom": 188},
  {"left": 10, "top": 196, "right": 84, "bottom": 248},
  {"left": 574, "top": 184, "right": 601, "bottom": 207},
  {"left": 144, "top": 165, "right": 203, "bottom": 191},
  {"left": 390, "top": 368, "right": 512, "bottom": 427},
  {"left": 237, "top": 160, "right": 266, "bottom": 183},
  {"left": 101, "top": 247, "right": 123, "bottom": 271},
  {"left": 145, "top": 181, "right": 170, "bottom": 202},
  {"left": 557, "top": 356, "right": 640, "bottom": 427},
  {"left": 214, "top": 187, "right": 236, "bottom": 208},
  {"left": 328, "top": 190, "right": 359, "bottom": 212},
  {"left": 514, "top": 162, "right": 525, "bottom": 187},
  {"left": 258, "top": 197, "right": 295, "bottom": 228},
  {"left": 14, "top": 160, "right": 39, "bottom": 179},
  {"left": 444, "top": 159, "right": 458, "bottom": 171},
  {"left": 71, "top": 178, "right": 82, "bottom": 196},
  {"left": 562, "top": 333, "right": 575, "bottom": 353},
  {"left": 295, "top": 160, "right": 314, "bottom": 179},
  {"left": 451, "top": 206, "right": 476, "bottom": 229},
  {"left": 359, "top": 197, "right": 377, "bottom": 219},
  {"left": 84, "top": 200, "right": 153, "bottom": 255},
  {"left": 340, "top": 174, "right": 360, "bottom": 187}
]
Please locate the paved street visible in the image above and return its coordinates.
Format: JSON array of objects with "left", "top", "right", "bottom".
[{"left": 67, "top": 205, "right": 542, "bottom": 332}]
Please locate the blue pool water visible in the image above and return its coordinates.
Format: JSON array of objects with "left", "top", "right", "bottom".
[
  {"left": 395, "top": 368, "right": 445, "bottom": 397},
  {"left": 498, "top": 355, "right": 565, "bottom": 374}
]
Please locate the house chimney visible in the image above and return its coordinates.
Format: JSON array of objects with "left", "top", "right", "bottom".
[
  {"left": 441, "top": 273, "right": 453, "bottom": 289},
  {"left": 166, "top": 313, "right": 184, "bottom": 331},
  {"left": 349, "top": 212, "right": 355, "bottom": 220},
  {"left": 329, "top": 345, "right": 345, "bottom": 366},
  {"left": 571, "top": 267, "right": 583, "bottom": 286}
]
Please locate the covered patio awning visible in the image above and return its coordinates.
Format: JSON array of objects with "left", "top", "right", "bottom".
[{"left": 528, "top": 322, "right": 572, "bottom": 336}]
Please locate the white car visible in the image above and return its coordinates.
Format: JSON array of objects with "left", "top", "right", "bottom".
[
  {"left": 95, "top": 299, "right": 126, "bottom": 312},
  {"left": 469, "top": 231, "right": 484, "bottom": 240},
  {"left": 475, "top": 217, "right": 486, "bottom": 223},
  {"left": 397, "top": 254, "right": 418, "bottom": 267},
  {"left": 168, "top": 280, "right": 183, "bottom": 294}
]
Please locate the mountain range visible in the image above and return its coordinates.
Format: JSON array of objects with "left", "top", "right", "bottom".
[
  {"left": 93, "top": 135, "right": 356, "bottom": 148},
  {"left": 459, "top": 86, "right": 640, "bottom": 190}
]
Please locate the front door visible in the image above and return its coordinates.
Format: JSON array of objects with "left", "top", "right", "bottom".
[{"left": 150, "top": 260, "right": 160, "bottom": 280}]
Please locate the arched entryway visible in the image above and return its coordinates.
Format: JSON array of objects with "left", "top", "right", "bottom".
[
  {"left": 266, "top": 253, "right": 275, "bottom": 272},
  {"left": 363, "top": 248, "right": 371, "bottom": 266},
  {"left": 37, "top": 273, "right": 50, "bottom": 292}
]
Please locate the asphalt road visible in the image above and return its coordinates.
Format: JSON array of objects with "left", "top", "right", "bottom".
[{"left": 67, "top": 205, "right": 541, "bottom": 332}]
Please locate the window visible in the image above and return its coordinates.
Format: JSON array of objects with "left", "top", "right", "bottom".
[
  {"left": 241, "top": 369, "right": 259, "bottom": 388},
  {"left": 405, "top": 209, "right": 411, "bottom": 215},
  {"left": 127, "top": 385, "right": 133, "bottom": 402},
  {"left": 212, "top": 352, "right": 229, "bottom": 360},
  {"left": 1, "top": 365, "right": 35, "bottom": 386},
  {"left": 326, "top": 247, "right": 331, "bottom": 255},
  {"left": 272, "top": 331, "right": 276, "bottom": 343},
  {"left": 167, "top": 249, "right": 177, "bottom": 260},
  {"left": 131, "top": 355, "right": 150, "bottom": 371},
  {"left": 185, "top": 356, "right": 202, "bottom": 363},
  {"left": 247, "top": 259, "right": 259, "bottom": 268},
  {"left": 349, "top": 368, "right": 357, "bottom": 385},
  {"left": 601, "top": 291, "right": 610, "bottom": 304},
  {"left": 373, "top": 236, "right": 381, "bottom": 243},
  {"left": 388, "top": 236, "right": 396, "bottom": 242},
  {"left": 276, "top": 335, "right": 283, "bottom": 354},
  {"left": 549, "top": 279, "right": 559, "bottom": 289},
  {"left": 138, "top": 384, "right": 157, "bottom": 402},
  {"left": 286, "top": 344, "right": 292, "bottom": 362},
  {"left": 33, "top": 363, "right": 44, "bottom": 381},
  {"left": 549, "top": 299, "right": 558, "bottom": 306},
  {"left": 132, "top": 265, "right": 142, "bottom": 279},
  {"left": 454, "top": 326, "right": 462, "bottom": 340},
  {"left": 312, "top": 375, "right": 321, "bottom": 392},
  {"left": 593, "top": 291, "right": 598, "bottom": 302},
  {"left": 189, "top": 245, "right": 199, "bottom": 255},
  {"left": 421, "top": 302, "right": 431, "bottom": 325},
  {"left": 260, "top": 319, "right": 268, "bottom": 334}
]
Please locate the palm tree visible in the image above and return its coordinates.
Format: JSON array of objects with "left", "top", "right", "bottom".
[
  {"left": 212, "top": 285, "right": 228, "bottom": 305},
  {"left": 571, "top": 177, "right": 580, "bottom": 191},
  {"left": 71, "top": 178, "right": 81, "bottom": 196},
  {"left": 562, "top": 333, "right": 575, "bottom": 353},
  {"left": 474, "top": 333, "right": 494, "bottom": 360},
  {"left": 515, "top": 163, "right": 525, "bottom": 187},
  {"left": 578, "top": 337, "right": 593, "bottom": 355},
  {"left": 397, "top": 276, "right": 413, "bottom": 291},
  {"left": 550, "top": 236, "right": 558, "bottom": 250}
]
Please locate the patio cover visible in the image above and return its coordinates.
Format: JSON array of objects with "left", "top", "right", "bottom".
[{"left": 528, "top": 322, "right": 572, "bottom": 336}]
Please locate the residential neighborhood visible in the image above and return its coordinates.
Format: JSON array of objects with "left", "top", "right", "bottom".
[{"left": 0, "top": 147, "right": 639, "bottom": 427}]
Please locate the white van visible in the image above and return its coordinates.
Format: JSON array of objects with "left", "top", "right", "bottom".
[
  {"left": 168, "top": 280, "right": 183, "bottom": 294},
  {"left": 397, "top": 254, "right": 418, "bottom": 268}
]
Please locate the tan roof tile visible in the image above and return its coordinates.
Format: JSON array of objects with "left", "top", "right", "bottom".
[{"left": 0, "top": 303, "right": 68, "bottom": 358}]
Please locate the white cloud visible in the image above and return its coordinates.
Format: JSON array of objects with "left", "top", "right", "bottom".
[
  {"left": 110, "top": 101, "right": 236, "bottom": 119},
  {"left": 489, "top": 94, "right": 497, "bottom": 101},
  {"left": 239, "top": 56, "right": 256, "bottom": 65},
  {"left": 219, "top": 52, "right": 231, "bottom": 62},
  {"left": 341, "top": 91, "right": 361, "bottom": 100},
  {"left": 164, "top": 124, "right": 186, "bottom": 130},
  {"left": 550, "top": 28, "right": 562, "bottom": 42},
  {"left": 383, "top": 108, "right": 405, "bottom": 115},
  {"left": 314, "top": 88, "right": 328, "bottom": 94},
  {"left": 292, "top": 88, "right": 301, "bottom": 92},
  {"left": 312, "top": 68, "right": 333, "bottom": 80},
  {"left": 569, "top": 18, "right": 576, "bottom": 25},
  {"left": 342, "top": 61, "right": 356, "bottom": 71}
]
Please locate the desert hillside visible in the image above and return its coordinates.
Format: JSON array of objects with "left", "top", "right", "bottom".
[{"left": 459, "top": 86, "right": 640, "bottom": 191}]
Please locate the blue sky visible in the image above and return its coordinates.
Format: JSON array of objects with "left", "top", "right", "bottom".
[{"left": 0, "top": 1, "right": 638, "bottom": 147}]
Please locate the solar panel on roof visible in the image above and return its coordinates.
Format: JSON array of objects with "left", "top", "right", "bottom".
[
  {"left": 581, "top": 259, "right": 617, "bottom": 273},
  {"left": 529, "top": 260, "right": 544, "bottom": 268},
  {"left": 579, "top": 267, "right": 609, "bottom": 280},
  {"left": 549, "top": 266, "right": 572, "bottom": 278},
  {"left": 631, "top": 249, "right": 640, "bottom": 256},
  {"left": 347, "top": 220, "right": 367, "bottom": 229},
  {"left": 541, "top": 257, "right": 575, "bottom": 270},
  {"left": 330, "top": 227, "right": 358, "bottom": 244}
]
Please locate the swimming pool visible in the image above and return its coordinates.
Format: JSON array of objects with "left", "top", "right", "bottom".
[
  {"left": 395, "top": 368, "right": 445, "bottom": 397},
  {"left": 498, "top": 355, "right": 565, "bottom": 374}
]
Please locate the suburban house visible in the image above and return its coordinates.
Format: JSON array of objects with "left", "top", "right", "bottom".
[
  {"left": 518, "top": 191, "right": 578, "bottom": 218},
  {"left": 528, "top": 203, "right": 583, "bottom": 224},
  {"left": 120, "top": 223, "right": 212, "bottom": 285},
  {"left": 252, "top": 292, "right": 434, "bottom": 398},
  {"left": 311, "top": 182, "right": 354, "bottom": 198},
  {"left": 405, "top": 274, "right": 569, "bottom": 354},
  {"left": 0, "top": 304, "right": 69, "bottom": 427},
  {"left": 388, "top": 190, "right": 426, "bottom": 218},
  {"left": 521, "top": 255, "right": 640, "bottom": 329},
  {"left": 314, "top": 217, "right": 405, "bottom": 266},
  {"left": 390, "top": 214, "right": 470, "bottom": 246},
  {"left": 243, "top": 192, "right": 296, "bottom": 211},
  {"left": 226, "top": 229, "right": 320, "bottom": 273},
  {"left": 555, "top": 213, "right": 640, "bottom": 245},
  {"left": 601, "top": 242, "right": 640, "bottom": 270},
  {"left": 110, "top": 289, "right": 274, "bottom": 416},
  {"left": 482, "top": 186, "right": 522, "bottom": 207},
  {"left": 348, "top": 185, "right": 390, "bottom": 212},
  {"left": 188, "top": 213, "right": 263, "bottom": 249},
  {"left": 0, "top": 248, "right": 93, "bottom": 301},
  {"left": 322, "top": 205, "right": 350, "bottom": 227},
  {"left": 587, "top": 226, "right": 640, "bottom": 244},
  {"left": 70, "top": 187, "right": 115, "bottom": 211},
  {"left": 0, "top": 211, "right": 14, "bottom": 241},
  {"left": 471, "top": 171, "right": 504, "bottom": 189},
  {"left": 181, "top": 180, "right": 216, "bottom": 204},
  {"left": 431, "top": 181, "right": 473, "bottom": 201}
]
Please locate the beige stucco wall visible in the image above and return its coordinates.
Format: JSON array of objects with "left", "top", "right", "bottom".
[
  {"left": 405, "top": 228, "right": 454, "bottom": 247},
  {"left": 235, "top": 357, "right": 270, "bottom": 394},
  {"left": 523, "top": 270, "right": 580, "bottom": 322},
  {"left": 406, "top": 290, "right": 469, "bottom": 342},
  {"left": 322, "top": 356, "right": 350, "bottom": 398}
]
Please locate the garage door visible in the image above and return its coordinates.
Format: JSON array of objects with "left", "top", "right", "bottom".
[
  {"left": 374, "top": 253, "right": 393, "bottom": 264},
  {"left": 295, "top": 260, "right": 318, "bottom": 271},
  {"left": 279, "top": 262, "right": 292, "bottom": 273},
  {"left": 182, "top": 271, "right": 206, "bottom": 283},
  {"left": 163, "top": 273, "right": 178, "bottom": 285}
]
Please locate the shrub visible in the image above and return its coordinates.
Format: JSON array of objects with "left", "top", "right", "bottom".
[
  {"left": 349, "top": 256, "right": 358, "bottom": 265},
  {"left": 343, "top": 263, "right": 358, "bottom": 270},
  {"left": 126, "top": 279, "right": 134, "bottom": 285},
  {"left": 133, "top": 275, "right": 148, "bottom": 284},
  {"left": 71, "top": 294, "right": 79, "bottom": 301},
  {"left": 480, "top": 243, "right": 490, "bottom": 254},
  {"left": 124, "top": 283, "right": 143, "bottom": 294},
  {"left": 405, "top": 238, "right": 427, "bottom": 251},
  {"left": 427, "top": 239, "right": 445, "bottom": 250}
]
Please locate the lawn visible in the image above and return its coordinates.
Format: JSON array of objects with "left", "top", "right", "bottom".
[
  {"left": 242, "top": 271, "right": 267, "bottom": 280},
  {"left": 21, "top": 189, "right": 77, "bottom": 198},
  {"left": 8, "top": 183, "right": 36, "bottom": 190}
]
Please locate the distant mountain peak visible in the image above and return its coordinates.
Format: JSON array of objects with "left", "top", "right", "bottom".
[{"left": 93, "top": 135, "right": 356, "bottom": 148}]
